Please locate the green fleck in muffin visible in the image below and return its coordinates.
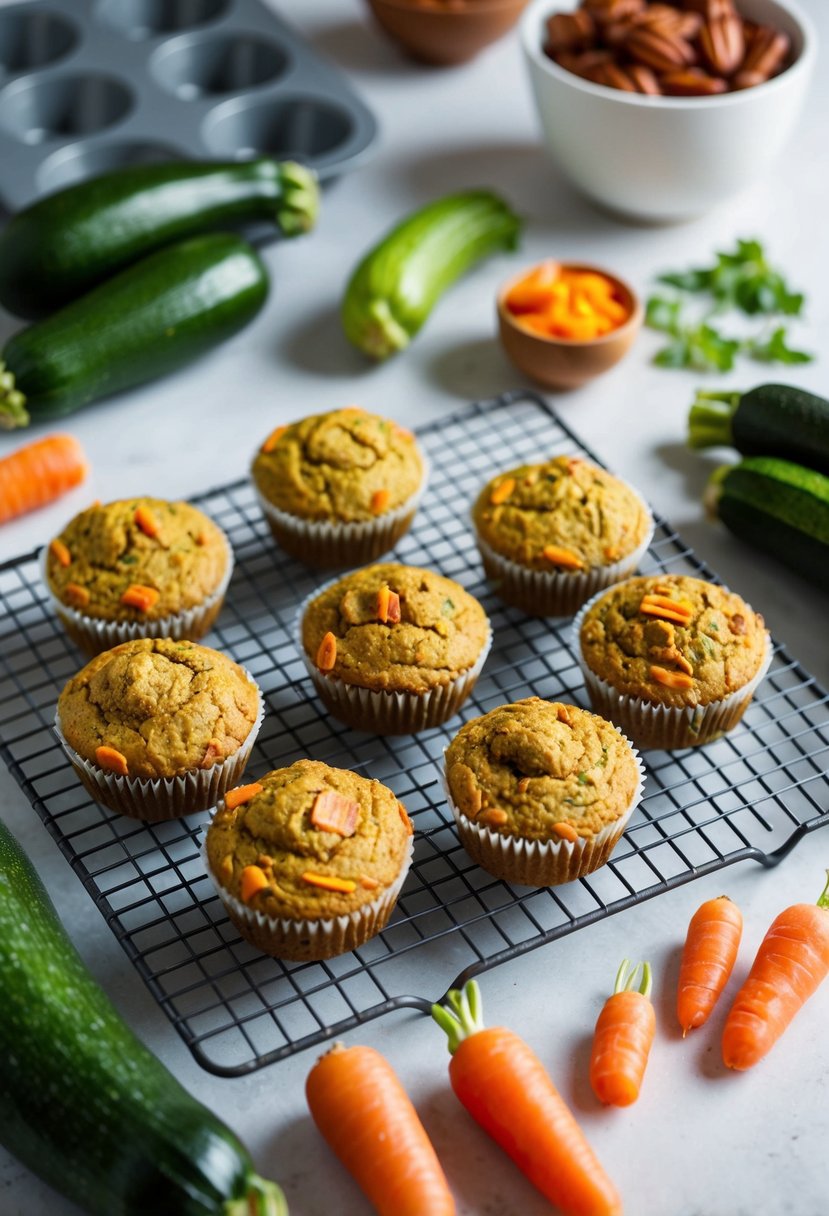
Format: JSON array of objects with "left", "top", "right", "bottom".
[
  {"left": 472, "top": 456, "right": 653, "bottom": 616},
  {"left": 44, "top": 496, "right": 232, "bottom": 654},
  {"left": 55, "top": 638, "right": 263, "bottom": 821},
  {"left": 299, "top": 562, "right": 491, "bottom": 734},
  {"left": 204, "top": 759, "right": 414, "bottom": 960},
  {"left": 575, "top": 574, "right": 772, "bottom": 749},
  {"left": 251, "top": 407, "right": 426, "bottom": 567},
  {"left": 444, "top": 697, "right": 644, "bottom": 886}
]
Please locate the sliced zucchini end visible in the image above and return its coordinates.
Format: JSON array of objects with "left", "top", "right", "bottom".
[
  {"left": 225, "top": 1176, "right": 289, "bottom": 1216},
  {"left": 0, "top": 362, "right": 29, "bottom": 429},
  {"left": 276, "top": 162, "right": 320, "bottom": 237}
]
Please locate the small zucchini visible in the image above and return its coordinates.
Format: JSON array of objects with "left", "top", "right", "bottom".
[
  {"left": 0, "top": 816, "right": 287, "bottom": 1216},
  {"left": 688, "top": 383, "right": 829, "bottom": 476},
  {"left": 0, "top": 158, "right": 317, "bottom": 318},
  {"left": 705, "top": 455, "right": 829, "bottom": 590},
  {"left": 342, "top": 190, "right": 522, "bottom": 360},
  {"left": 0, "top": 231, "right": 268, "bottom": 429}
]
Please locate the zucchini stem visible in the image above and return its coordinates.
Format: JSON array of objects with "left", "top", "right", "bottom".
[
  {"left": 276, "top": 163, "right": 320, "bottom": 237},
  {"left": 687, "top": 389, "right": 742, "bottom": 450},
  {"left": 0, "top": 361, "right": 29, "bottom": 429},
  {"left": 225, "top": 1175, "right": 289, "bottom": 1216}
]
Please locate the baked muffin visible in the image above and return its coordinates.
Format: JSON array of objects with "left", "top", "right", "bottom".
[
  {"left": 251, "top": 407, "right": 427, "bottom": 567},
  {"left": 204, "top": 759, "right": 414, "bottom": 960},
  {"left": 444, "top": 698, "right": 644, "bottom": 886},
  {"left": 43, "top": 496, "right": 232, "bottom": 655},
  {"left": 575, "top": 574, "right": 772, "bottom": 750},
  {"left": 472, "top": 456, "right": 653, "bottom": 616},
  {"left": 299, "top": 562, "right": 491, "bottom": 734},
  {"left": 55, "top": 638, "right": 264, "bottom": 821}
]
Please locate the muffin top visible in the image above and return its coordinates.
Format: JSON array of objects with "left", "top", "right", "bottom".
[
  {"left": 472, "top": 456, "right": 651, "bottom": 572},
  {"left": 579, "top": 574, "right": 769, "bottom": 707},
  {"left": 445, "top": 697, "right": 640, "bottom": 841},
  {"left": 251, "top": 407, "right": 424, "bottom": 522},
  {"left": 205, "top": 759, "right": 413, "bottom": 920},
  {"left": 301, "top": 563, "right": 490, "bottom": 695},
  {"left": 45, "top": 497, "right": 229, "bottom": 622},
  {"left": 57, "top": 638, "right": 260, "bottom": 780}
]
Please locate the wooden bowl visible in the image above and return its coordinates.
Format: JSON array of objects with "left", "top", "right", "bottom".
[
  {"left": 497, "top": 261, "right": 643, "bottom": 391},
  {"left": 366, "top": 0, "right": 529, "bottom": 66}
]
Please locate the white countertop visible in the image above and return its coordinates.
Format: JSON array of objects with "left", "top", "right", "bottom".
[{"left": 2, "top": 2, "right": 829, "bottom": 1213}]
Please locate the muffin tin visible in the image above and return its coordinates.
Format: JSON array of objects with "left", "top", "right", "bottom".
[
  {"left": 0, "top": 0, "right": 378, "bottom": 212},
  {"left": 1, "top": 391, "right": 828, "bottom": 1077}
]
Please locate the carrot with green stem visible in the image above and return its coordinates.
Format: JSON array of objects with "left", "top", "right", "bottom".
[
  {"left": 590, "top": 960, "right": 655, "bottom": 1107},
  {"left": 432, "top": 980, "right": 621, "bottom": 1216},
  {"left": 677, "top": 895, "right": 743, "bottom": 1034},
  {"left": 306, "top": 1041, "right": 455, "bottom": 1216},
  {"left": 722, "top": 872, "right": 829, "bottom": 1071}
]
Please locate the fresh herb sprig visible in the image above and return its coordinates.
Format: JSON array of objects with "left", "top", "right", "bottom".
[{"left": 646, "top": 239, "right": 812, "bottom": 373}]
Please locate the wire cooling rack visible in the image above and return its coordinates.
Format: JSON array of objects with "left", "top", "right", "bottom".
[{"left": 1, "top": 391, "right": 828, "bottom": 1077}]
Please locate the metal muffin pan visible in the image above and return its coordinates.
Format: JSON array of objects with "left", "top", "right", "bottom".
[{"left": 0, "top": 0, "right": 378, "bottom": 211}]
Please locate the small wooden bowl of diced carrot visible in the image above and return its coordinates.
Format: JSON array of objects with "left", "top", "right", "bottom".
[{"left": 497, "top": 261, "right": 643, "bottom": 390}]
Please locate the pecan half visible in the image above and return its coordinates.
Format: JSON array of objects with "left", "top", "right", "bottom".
[
  {"left": 681, "top": 0, "right": 736, "bottom": 17},
  {"left": 628, "top": 63, "right": 662, "bottom": 92},
  {"left": 660, "top": 66, "right": 728, "bottom": 93},
  {"left": 626, "top": 26, "right": 697, "bottom": 71},
  {"left": 583, "top": 0, "right": 646, "bottom": 24},
  {"left": 698, "top": 13, "right": 745, "bottom": 76},
  {"left": 546, "top": 9, "right": 596, "bottom": 53},
  {"left": 740, "top": 23, "right": 790, "bottom": 78}
]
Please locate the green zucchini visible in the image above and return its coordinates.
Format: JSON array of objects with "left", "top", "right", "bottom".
[
  {"left": 0, "top": 816, "right": 287, "bottom": 1216},
  {"left": 705, "top": 456, "right": 829, "bottom": 590},
  {"left": 688, "top": 383, "right": 829, "bottom": 475},
  {"left": 0, "top": 231, "right": 268, "bottom": 429},
  {"left": 0, "top": 159, "right": 317, "bottom": 319},
  {"left": 342, "top": 190, "right": 522, "bottom": 360}
]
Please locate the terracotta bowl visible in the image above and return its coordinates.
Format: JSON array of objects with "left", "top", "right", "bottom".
[
  {"left": 366, "top": 0, "right": 529, "bottom": 66},
  {"left": 497, "top": 261, "right": 642, "bottom": 391}
]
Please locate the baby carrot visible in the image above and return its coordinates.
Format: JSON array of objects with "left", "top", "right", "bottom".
[
  {"left": 590, "top": 960, "right": 655, "bottom": 1107},
  {"left": 433, "top": 981, "right": 621, "bottom": 1216},
  {"left": 722, "top": 872, "right": 829, "bottom": 1071},
  {"left": 677, "top": 895, "right": 743, "bottom": 1034},
  {"left": 0, "top": 432, "right": 88, "bottom": 524},
  {"left": 306, "top": 1042, "right": 455, "bottom": 1216}
]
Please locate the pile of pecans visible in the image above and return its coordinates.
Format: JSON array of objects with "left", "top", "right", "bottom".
[{"left": 543, "top": 0, "right": 792, "bottom": 96}]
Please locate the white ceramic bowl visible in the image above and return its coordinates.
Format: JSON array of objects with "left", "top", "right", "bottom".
[{"left": 520, "top": 0, "right": 816, "bottom": 223}]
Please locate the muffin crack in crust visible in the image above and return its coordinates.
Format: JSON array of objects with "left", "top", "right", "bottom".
[{"left": 445, "top": 698, "right": 639, "bottom": 840}]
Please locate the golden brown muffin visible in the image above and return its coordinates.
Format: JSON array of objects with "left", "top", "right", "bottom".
[
  {"left": 44, "top": 497, "right": 231, "bottom": 653},
  {"left": 577, "top": 574, "right": 771, "bottom": 749},
  {"left": 444, "top": 698, "right": 643, "bottom": 886},
  {"left": 56, "top": 638, "right": 263, "bottom": 820},
  {"left": 252, "top": 408, "right": 426, "bottom": 567},
  {"left": 472, "top": 456, "right": 652, "bottom": 616},
  {"left": 299, "top": 563, "right": 491, "bottom": 733},
  {"left": 205, "top": 759, "right": 414, "bottom": 959}
]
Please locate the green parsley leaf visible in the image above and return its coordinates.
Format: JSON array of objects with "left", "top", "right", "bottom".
[{"left": 746, "top": 326, "right": 813, "bottom": 365}]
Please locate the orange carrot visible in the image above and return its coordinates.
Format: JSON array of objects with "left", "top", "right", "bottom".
[
  {"left": 306, "top": 1042, "right": 456, "bottom": 1216},
  {"left": 433, "top": 981, "right": 621, "bottom": 1216},
  {"left": 0, "top": 433, "right": 88, "bottom": 525},
  {"left": 722, "top": 873, "right": 829, "bottom": 1070},
  {"left": 590, "top": 959, "right": 655, "bottom": 1107},
  {"left": 677, "top": 895, "right": 743, "bottom": 1034}
]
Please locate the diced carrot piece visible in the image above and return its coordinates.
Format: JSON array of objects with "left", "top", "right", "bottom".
[
  {"left": 261, "top": 425, "right": 287, "bottom": 453},
  {"left": 553, "top": 822, "right": 579, "bottom": 842},
  {"left": 95, "top": 745, "right": 129, "bottom": 776},
  {"left": 398, "top": 802, "right": 413, "bottom": 835},
  {"left": 240, "top": 864, "right": 270, "bottom": 903},
  {"left": 490, "top": 477, "right": 516, "bottom": 506},
  {"left": 316, "top": 631, "right": 337, "bottom": 672},
  {"left": 302, "top": 872, "right": 358, "bottom": 894},
  {"left": 650, "top": 665, "right": 695, "bottom": 690},
  {"left": 224, "top": 782, "right": 263, "bottom": 811},
  {"left": 504, "top": 261, "right": 560, "bottom": 314},
  {"left": 134, "top": 505, "right": 159, "bottom": 538},
  {"left": 542, "top": 545, "right": 584, "bottom": 570},
  {"left": 371, "top": 488, "right": 391, "bottom": 514},
  {"left": 479, "top": 808, "right": 508, "bottom": 827},
  {"left": 311, "top": 790, "right": 360, "bottom": 837},
  {"left": 120, "top": 584, "right": 159, "bottom": 613},
  {"left": 65, "top": 583, "right": 90, "bottom": 608},
  {"left": 50, "top": 538, "right": 71, "bottom": 567},
  {"left": 360, "top": 875, "right": 380, "bottom": 890}
]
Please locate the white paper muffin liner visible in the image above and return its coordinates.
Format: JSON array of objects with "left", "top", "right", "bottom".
[
  {"left": 40, "top": 533, "right": 234, "bottom": 656},
  {"left": 202, "top": 834, "right": 414, "bottom": 961},
  {"left": 442, "top": 731, "right": 646, "bottom": 887},
  {"left": 53, "top": 672, "right": 265, "bottom": 823},
  {"left": 474, "top": 484, "right": 654, "bottom": 618},
  {"left": 296, "top": 576, "right": 492, "bottom": 734},
  {"left": 572, "top": 589, "right": 774, "bottom": 750},
  {"left": 254, "top": 458, "right": 429, "bottom": 569}
]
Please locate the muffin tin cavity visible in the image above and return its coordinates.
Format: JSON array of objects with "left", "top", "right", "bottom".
[
  {"left": 0, "top": 8, "right": 78, "bottom": 79},
  {"left": 151, "top": 32, "right": 289, "bottom": 100},
  {"left": 0, "top": 0, "right": 377, "bottom": 211},
  {"left": 204, "top": 95, "right": 353, "bottom": 162},
  {"left": 96, "top": 0, "right": 230, "bottom": 40},
  {"left": 0, "top": 73, "right": 132, "bottom": 144},
  {"left": 37, "top": 138, "right": 179, "bottom": 192}
]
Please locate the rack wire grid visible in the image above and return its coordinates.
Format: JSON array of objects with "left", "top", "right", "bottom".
[{"left": 1, "top": 391, "right": 828, "bottom": 1077}]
